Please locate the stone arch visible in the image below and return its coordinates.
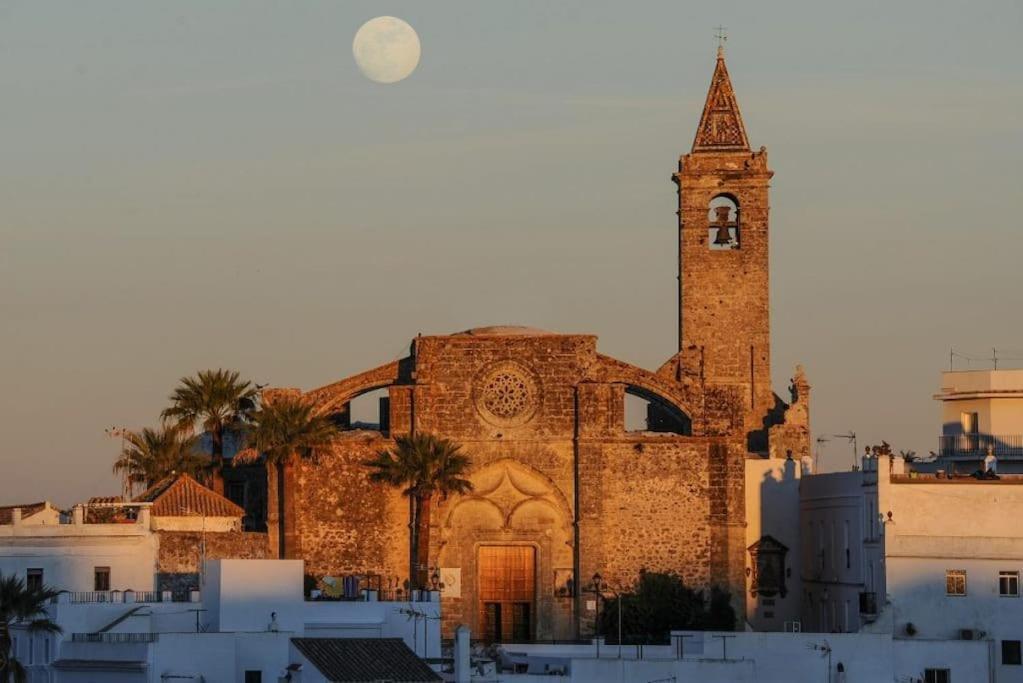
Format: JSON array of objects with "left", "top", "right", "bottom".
[
  {"left": 588, "top": 353, "right": 694, "bottom": 419},
  {"left": 440, "top": 458, "right": 573, "bottom": 535},
  {"left": 305, "top": 360, "right": 404, "bottom": 415}
]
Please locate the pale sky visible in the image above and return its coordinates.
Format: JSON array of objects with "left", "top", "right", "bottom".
[{"left": 2, "top": 1, "right": 1021, "bottom": 504}]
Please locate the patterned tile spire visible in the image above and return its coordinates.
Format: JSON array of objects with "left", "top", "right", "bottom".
[{"left": 692, "top": 46, "right": 750, "bottom": 152}]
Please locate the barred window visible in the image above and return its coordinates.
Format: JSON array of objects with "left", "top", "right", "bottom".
[{"left": 946, "top": 570, "right": 967, "bottom": 596}]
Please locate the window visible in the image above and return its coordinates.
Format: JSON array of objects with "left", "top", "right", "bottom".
[
  {"left": 1004, "top": 640, "right": 1022, "bottom": 666},
  {"left": 44, "top": 637, "right": 50, "bottom": 663},
  {"left": 844, "top": 521, "right": 850, "bottom": 569},
  {"left": 961, "top": 411, "right": 979, "bottom": 433},
  {"left": 26, "top": 568, "right": 43, "bottom": 591},
  {"left": 94, "top": 566, "right": 111, "bottom": 592},
  {"left": 244, "top": 672, "right": 262, "bottom": 683},
  {"left": 925, "top": 669, "right": 951, "bottom": 683},
  {"left": 818, "top": 521, "right": 825, "bottom": 571},
  {"left": 1000, "top": 571, "right": 1019, "bottom": 597},
  {"left": 946, "top": 570, "right": 967, "bottom": 596},
  {"left": 28, "top": 637, "right": 33, "bottom": 665}
]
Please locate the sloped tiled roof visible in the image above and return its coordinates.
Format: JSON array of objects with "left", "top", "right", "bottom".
[
  {"left": 134, "top": 473, "right": 244, "bottom": 518},
  {"left": 0, "top": 502, "right": 46, "bottom": 525},
  {"left": 292, "top": 638, "right": 441, "bottom": 683}
]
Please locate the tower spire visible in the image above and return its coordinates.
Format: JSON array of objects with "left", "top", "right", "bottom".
[{"left": 691, "top": 44, "right": 750, "bottom": 153}]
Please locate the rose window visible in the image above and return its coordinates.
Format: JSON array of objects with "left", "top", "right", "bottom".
[
  {"left": 474, "top": 363, "right": 539, "bottom": 426},
  {"left": 482, "top": 372, "right": 531, "bottom": 419}
]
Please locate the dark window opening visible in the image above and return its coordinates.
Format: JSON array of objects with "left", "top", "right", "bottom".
[
  {"left": 1003, "top": 640, "right": 1022, "bottom": 666},
  {"left": 226, "top": 481, "right": 246, "bottom": 509},
  {"left": 925, "top": 668, "right": 951, "bottom": 683},
  {"left": 624, "top": 387, "right": 691, "bottom": 435},
  {"left": 708, "top": 195, "right": 740, "bottom": 250},
  {"left": 244, "top": 671, "right": 263, "bottom": 683},
  {"left": 94, "top": 567, "right": 110, "bottom": 592},
  {"left": 483, "top": 602, "right": 502, "bottom": 642},
  {"left": 511, "top": 603, "right": 531, "bottom": 642},
  {"left": 26, "top": 568, "right": 43, "bottom": 592}
]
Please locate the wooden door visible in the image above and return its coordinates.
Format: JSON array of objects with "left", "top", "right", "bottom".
[{"left": 478, "top": 546, "right": 535, "bottom": 642}]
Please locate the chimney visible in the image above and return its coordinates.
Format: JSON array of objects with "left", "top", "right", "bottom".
[
  {"left": 10, "top": 507, "right": 21, "bottom": 526},
  {"left": 454, "top": 624, "right": 470, "bottom": 683}
]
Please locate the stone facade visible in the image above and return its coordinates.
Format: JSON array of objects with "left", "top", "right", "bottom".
[
  {"left": 156, "top": 530, "right": 268, "bottom": 594},
  {"left": 258, "top": 49, "right": 811, "bottom": 640}
]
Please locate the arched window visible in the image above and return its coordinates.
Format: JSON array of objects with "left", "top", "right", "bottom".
[
  {"left": 708, "top": 194, "right": 739, "bottom": 250},
  {"left": 623, "top": 386, "right": 692, "bottom": 435}
]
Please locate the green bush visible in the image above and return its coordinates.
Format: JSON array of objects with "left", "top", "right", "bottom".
[{"left": 597, "top": 570, "right": 735, "bottom": 644}]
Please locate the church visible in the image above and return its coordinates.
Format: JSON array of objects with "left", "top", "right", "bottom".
[{"left": 265, "top": 48, "right": 811, "bottom": 640}]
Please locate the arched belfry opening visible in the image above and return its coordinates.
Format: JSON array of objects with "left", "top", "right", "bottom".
[{"left": 708, "top": 194, "right": 739, "bottom": 250}]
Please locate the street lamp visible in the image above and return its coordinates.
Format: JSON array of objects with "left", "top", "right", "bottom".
[
  {"left": 588, "top": 573, "right": 604, "bottom": 658},
  {"left": 588, "top": 573, "right": 625, "bottom": 659}
]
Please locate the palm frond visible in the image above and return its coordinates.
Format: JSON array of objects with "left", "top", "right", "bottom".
[{"left": 241, "top": 394, "right": 341, "bottom": 466}]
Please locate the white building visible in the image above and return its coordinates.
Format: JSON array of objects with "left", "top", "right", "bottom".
[
  {"left": 934, "top": 369, "right": 1023, "bottom": 474},
  {"left": 799, "top": 453, "right": 1023, "bottom": 682},
  {"left": 0, "top": 502, "right": 158, "bottom": 596},
  {"left": 7, "top": 559, "right": 442, "bottom": 683},
  {"left": 877, "top": 458, "right": 1023, "bottom": 682},
  {"left": 744, "top": 455, "right": 804, "bottom": 631},
  {"left": 799, "top": 456, "right": 885, "bottom": 634}
]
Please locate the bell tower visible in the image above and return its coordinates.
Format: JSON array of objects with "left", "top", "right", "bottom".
[{"left": 674, "top": 46, "right": 774, "bottom": 446}]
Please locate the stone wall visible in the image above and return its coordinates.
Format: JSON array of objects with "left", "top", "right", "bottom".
[
  {"left": 289, "top": 432, "right": 408, "bottom": 589},
  {"left": 156, "top": 530, "right": 268, "bottom": 594}
]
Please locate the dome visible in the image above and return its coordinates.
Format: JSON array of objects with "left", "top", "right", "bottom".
[{"left": 458, "top": 325, "right": 556, "bottom": 335}]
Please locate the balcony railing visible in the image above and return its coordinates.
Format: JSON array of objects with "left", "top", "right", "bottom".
[
  {"left": 54, "top": 590, "right": 199, "bottom": 604},
  {"left": 938, "top": 434, "right": 1023, "bottom": 458},
  {"left": 72, "top": 632, "right": 158, "bottom": 644}
]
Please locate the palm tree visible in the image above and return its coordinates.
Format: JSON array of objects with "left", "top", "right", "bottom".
[
  {"left": 161, "top": 369, "right": 258, "bottom": 493},
  {"left": 112, "top": 426, "right": 210, "bottom": 496},
  {"left": 235, "top": 394, "right": 341, "bottom": 559},
  {"left": 364, "top": 434, "right": 473, "bottom": 591},
  {"left": 0, "top": 573, "right": 61, "bottom": 683}
]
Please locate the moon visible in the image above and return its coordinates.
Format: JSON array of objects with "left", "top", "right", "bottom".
[{"left": 352, "top": 16, "right": 421, "bottom": 84}]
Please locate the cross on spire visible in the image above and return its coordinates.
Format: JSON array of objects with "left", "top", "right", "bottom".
[{"left": 714, "top": 25, "right": 728, "bottom": 52}]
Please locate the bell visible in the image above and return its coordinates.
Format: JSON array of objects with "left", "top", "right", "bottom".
[
  {"left": 712, "top": 205, "right": 733, "bottom": 245},
  {"left": 713, "top": 224, "right": 733, "bottom": 245}
]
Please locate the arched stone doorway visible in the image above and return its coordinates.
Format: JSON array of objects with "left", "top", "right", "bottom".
[{"left": 436, "top": 459, "right": 574, "bottom": 640}]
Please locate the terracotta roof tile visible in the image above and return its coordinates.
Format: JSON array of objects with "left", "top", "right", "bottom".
[{"left": 134, "top": 474, "right": 244, "bottom": 518}]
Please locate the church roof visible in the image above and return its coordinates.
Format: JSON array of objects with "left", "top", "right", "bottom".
[
  {"left": 692, "top": 47, "right": 750, "bottom": 153},
  {"left": 134, "top": 473, "right": 244, "bottom": 518}
]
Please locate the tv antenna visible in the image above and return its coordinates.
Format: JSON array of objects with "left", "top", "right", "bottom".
[{"left": 832, "top": 431, "right": 857, "bottom": 470}]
